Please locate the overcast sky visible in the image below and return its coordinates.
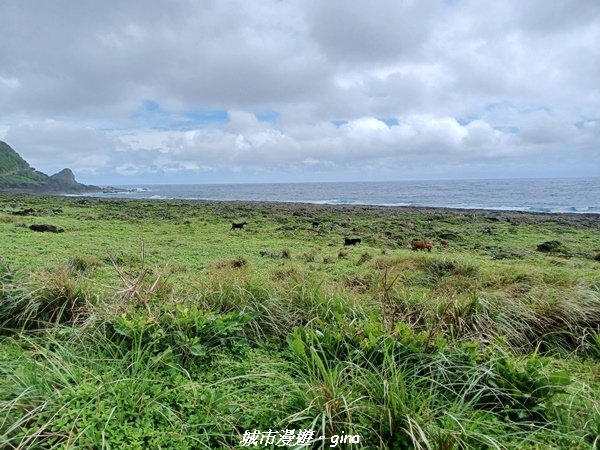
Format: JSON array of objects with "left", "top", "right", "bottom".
[{"left": 0, "top": 0, "right": 599, "bottom": 184}]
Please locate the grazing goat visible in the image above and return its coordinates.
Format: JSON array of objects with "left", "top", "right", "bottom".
[
  {"left": 231, "top": 221, "right": 247, "bottom": 230},
  {"left": 344, "top": 237, "right": 361, "bottom": 246},
  {"left": 312, "top": 221, "right": 320, "bottom": 228},
  {"left": 411, "top": 239, "right": 433, "bottom": 251}
]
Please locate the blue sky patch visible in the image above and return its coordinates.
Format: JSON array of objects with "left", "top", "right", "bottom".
[
  {"left": 131, "top": 101, "right": 229, "bottom": 129},
  {"left": 255, "top": 111, "right": 280, "bottom": 123},
  {"left": 183, "top": 108, "right": 229, "bottom": 126},
  {"left": 379, "top": 117, "right": 399, "bottom": 126},
  {"left": 332, "top": 120, "right": 349, "bottom": 127}
]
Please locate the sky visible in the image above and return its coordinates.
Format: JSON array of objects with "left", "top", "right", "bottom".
[{"left": 0, "top": 0, "right": 599, "bottom": 185}]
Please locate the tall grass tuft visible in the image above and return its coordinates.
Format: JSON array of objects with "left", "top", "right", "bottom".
[{"left": 0, "top": 264, "right": 91, "bottom": 331}]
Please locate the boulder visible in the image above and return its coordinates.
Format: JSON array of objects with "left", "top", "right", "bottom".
[{"left": 29, "top": 224, "right": 64, "bottom": 233}]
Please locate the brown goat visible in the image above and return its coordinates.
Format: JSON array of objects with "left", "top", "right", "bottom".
[{"left": 411, "top": 239, "right": 433, "bottom": 252}]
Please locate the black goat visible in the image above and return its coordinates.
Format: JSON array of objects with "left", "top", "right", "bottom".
[
  {"left": 231, "top": 221, "right": 247, "bottom": 230},
  {"left": 344, "top": 237, "right": 361, "bottom": 246},
  {"left": 312, "top": 221, "right": 320, "bottom": 228}
]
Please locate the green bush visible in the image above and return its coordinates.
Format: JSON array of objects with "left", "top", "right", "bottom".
[
  {"left": 110, "top": 306, "right": 258, "bottom": 365},
  {"left": 482, "top": 354, "right": 570, "bottom": 422}
]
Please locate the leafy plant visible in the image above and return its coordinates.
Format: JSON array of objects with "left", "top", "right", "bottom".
[{"left": 111, "top": 306, "right": 258, "bottom": 365}]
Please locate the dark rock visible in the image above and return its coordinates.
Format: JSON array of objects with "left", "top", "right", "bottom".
[
  {"left": 11, "top": 208, "right": 37, "bottom": 216},
  {"left": 536, "top": 240, "right": 567, "bottom": 253},
  {"left": 491, "top": 249, "right": 526, "bottom": 260},
  {"left": 29, "top": 224, "right": 64, "bottom": 233},
  {"left": 437, "top": 230, "right": 460, "bottom": 240}
]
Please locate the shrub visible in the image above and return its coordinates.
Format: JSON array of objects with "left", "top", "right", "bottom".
[
  {"left": 480, "top": 354, "right": 571, "bottom": 422},
  {"left": 537, "top": 240, "right": 569, "bottom": 254},
  {"left": 424, "top": 258, "right": 478, "bottom": 279},
  {"left": 110, "top": 306, "right": 257, "bottom": 365}
]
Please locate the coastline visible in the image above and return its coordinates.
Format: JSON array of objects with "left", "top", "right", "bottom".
[
  {"left": 57, "top": 176, "right": 600, "bottom": 216},
  {"left": 7, "top": 192, "right": 597, "bottom": 227},
  {"left": 78, "top": 194, "right": 600, "bottom": 216}
]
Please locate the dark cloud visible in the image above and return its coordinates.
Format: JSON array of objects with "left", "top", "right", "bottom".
[{"left": 305, "top": 0, "right": 440, "bottom": 64}]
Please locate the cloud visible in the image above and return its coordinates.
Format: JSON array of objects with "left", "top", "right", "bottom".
[
  {"left": 0, "top": 0, "right": 598, "bottom": 182},
  {"left": 101, "top": 112, "right": 537, "bottom": 172},
  {"left": 3, "top": 120, "right": 117, "bottom": 173},
  {"left": 305, "top": 0, "right": 441, "bottom": 64}
]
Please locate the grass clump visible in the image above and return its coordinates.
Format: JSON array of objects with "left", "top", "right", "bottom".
[
  {"left": 259, "top": 248, "right": 292, "bottom": 259},
  {"left": 356, "top": 251, "right": 372, "bottom": 265},
  {"left": 302, "top": 249, "right": 319, "bottom": 262},
  {"left": 0, "top": 256, "right": 12, "bottom": 284},
  {"left": 67, "top": 254, "right": 101, "bottom": 272},
  {"left": 0, "top": 264, "right": 91, "bottom": 330},
  {"left": 422, "top": 257, "right": 479, "bottom": 280},
  {"left": 215, "top": 255, "right": 248, "bottom": 269}
]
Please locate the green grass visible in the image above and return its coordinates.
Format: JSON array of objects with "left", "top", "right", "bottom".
[{"left": 0, "top": 195, "right": 599, "bottom": 449}]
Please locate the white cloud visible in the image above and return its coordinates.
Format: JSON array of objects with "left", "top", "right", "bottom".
[
  {"left": 3, "top": 120, "right": 117, "bottom": 172},
  {"left": 0, "top": 76, "right": 20, "bottom": 89}
]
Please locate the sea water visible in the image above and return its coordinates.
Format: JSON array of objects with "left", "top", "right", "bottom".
[{"left": 87, "top": 178, "right": 600, "bottom": 214}]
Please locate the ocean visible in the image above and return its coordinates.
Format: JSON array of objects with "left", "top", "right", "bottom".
[{"left": 85, "top": 178, "right": 600, "bottom": 214}]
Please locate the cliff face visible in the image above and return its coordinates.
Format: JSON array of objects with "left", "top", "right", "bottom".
[{"left": 0, "top": 140, "right": 102, "bottom": 193}]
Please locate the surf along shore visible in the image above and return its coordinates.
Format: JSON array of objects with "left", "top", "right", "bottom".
[{"left": 1, "top": 194, "right": 599, "bottom": 448}]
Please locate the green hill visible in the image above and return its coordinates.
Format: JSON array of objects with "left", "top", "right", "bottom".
[
  {"left": 0, "top": 140, "right": 48, "bottom": 188},
  {"left": 0, "top": 139, "right": 103, "bottom": 193}
]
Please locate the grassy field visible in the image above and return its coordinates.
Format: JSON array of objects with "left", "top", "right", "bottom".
[{"left": 0, "top": 194, "right": 599, "bottom": 449}]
